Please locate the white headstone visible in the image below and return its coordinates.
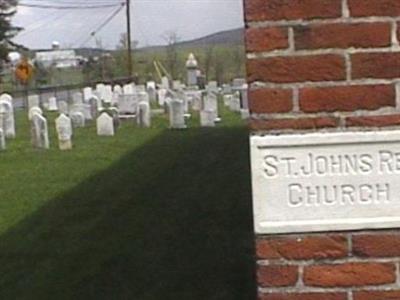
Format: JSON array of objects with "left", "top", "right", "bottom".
[
  {"left": 83, "top": 87, "right": 93, "bottom": 102},
  {"left": 169, "top": 99, "right": 186, "bottom": 129},
  {"left": 191, "top": 91, "right": 202, "bottom": 111},
  {"left": 28, "top": 95, "right": 40, "bottom": 110},
  {"left": 118, "top": 94, "right": 137, "bottom": 115},
  {"left": 200, "top": 110, "right": 216, "bottom": 127},
  {"left": 28, "top": 107, "right": 43, "bottom": 120},
  {"left": 137, "top": 101, "right": 151, "bottom": 128},
  {"left": 70, "top": 111, "right": 85, "bottom": 128},
  {"left": 146, "top": 81, "right": 156, "bottom": 90},
  {"left": 0, "top": 128, "right": 5, "bottom": 150},
  {"left": 161, "top": 76, "right": 170, "bottom": 89},
  {"left": 138, "top": 91, "right": 149, "bottom": 104},
  {"left": 89, "top": 96, "right": 100, "bottom": 118},
  {"left": 223, "top": 94, "right": 233, "bottom": 107},
  {"left": 48, "top": 97, "right": 58, "bottom": 111},
  {"left": 0, "top": 100, "right": 15, "bottom": 138},
  {"left": 0, "top": 93, "right": 12, "bottom": 104},
  {"left": 157, "top": 89, "right": 167, "bottom": 106},
  {"left": 31, "top": 113, "right": 49, "bottom": 149},
  {"left": 96, "top": 112, "right": 114, "bottom": 136},
  {"left": 55, "top": 114, "right": 73, "bottom": 150},
  {"left": 58, "top": 101, "right": 69, "bottom": 115},
  {"left": 113, "top": 85, "right": 122, "bottom": 94},
  {"left": 72, "top": 92, "right": 83, "bottom": 106},
  {"left": 96, "top": 83, "right": 106, "bottom": 100},
  {"left": 123, "top": 83, "right": 135, "bottom": 95},
  {"left": 103, "top": 85, "right": 113, "bottom": 103},
  {"left": 229, "top": 92, "right": 241, "bottom": 112}
]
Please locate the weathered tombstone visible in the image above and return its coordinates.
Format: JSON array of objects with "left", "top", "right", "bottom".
[
  {"left": 58, "top": 101, "right": 69, "bottom": 115},
  {"left": 136, "top": 85, "right": 146, "bottom": 93},
  {"left": 118, "top": 94, "right": 137, "bottom": 115},
  {"left": 222, "top": 84, "right": 232, "bottom": 95},
  {"left": 28, "top": 106, "right": 43, "bottom": 120},
  {"left": 103, "top": 85, "right": 113, "bottom": 103},
  {"left": 203, "top": 93, "right": 220, "bottom": 122},
  {"left": 229, "top": 92, "right": 241, "bottom": 112},
  {"left": 223, "top": 94, "right": 233, "bottom": 107},
  {"left": 96, "top": 83, "right": 106, "bottom": 100},
  {"left": 147, "top": 86, "right": 156, "bottom": 103},
  {"left": 146, "top": 81, "right": 156, "bottom": 90},
  {"left": 70, "top": 111, "right": 85, "bottom": 128},
  {"left": 172, "top": 80, "right": 182, "bottom": 90},
  {"left": 0, "top": 100, "right": 15, "bottom": 138},
  {"left": 89, "top": 96, "right": 100, "bottom": 119},
  {"left": 123, "top": 83, "right": 135, "bottom": 95},
  {"left": 31, "top": 113, "right": 49, "bottom": 149},
  {"left": 157, "top": 89, "right": 167, "bottom": 106},
  {"left": 137, "top": 101, "right": 151, "bottom": 128},
  {"left": 55, "top": 114, "right": 73, "bottom": 150},
  {"left": 83, "top": 87, "right": 93, "bottom": 102},
  {"left": 169, "top": 99, "right": 186, "bottom": 129},
  {"left": 48, "top": 97, "right": 58, "bottom": 111},
  {"left": 72, "top": 92, "right": 83, "bottom": 106},
  {"left": 161, "top": 76, "right": 170, "bottom": 89},
  {"left": 0, "top": 93, "right": 12, "bottom": 103},
  {"left": 96, "top": 112, "right": 114, "bottom": 136},
  {"left": 191, "top": 92, "right": 202, "bottom": 111},
  {"left": 200, "top": 110, "right": 216, "bottom": 127},
  {"left": 206, "top": 81, "right": 219, "bottom": 94},
  {"left": 28, "top": 94, "right": 40, "bottom": 110},
  {"left": 0, "top": 128, "right": 5, "bottom": 150},
  {"left": 113, "top": 84, "right": 122, "bottom": 94},
  {"left": 138, "top": 91, "right": 149, "bottom": 104}
]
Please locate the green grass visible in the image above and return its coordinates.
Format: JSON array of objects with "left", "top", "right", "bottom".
[{"left": 0, "top": 104, "right": 256, "bottom": 299}]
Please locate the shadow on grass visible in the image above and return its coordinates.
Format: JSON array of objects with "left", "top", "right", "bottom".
[{"left": 0, "top": 126, "right": 256, "bottom": 300}]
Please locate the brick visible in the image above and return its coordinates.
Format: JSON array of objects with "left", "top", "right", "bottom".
[
  {"left": 349, "top": 0, "right": 400, "bottom": 17},
  {"left": 245, "top": 0, "right": 342, "bottom": 22},
  {"left": 299, "top": 85, "right": 395, "bottom": 113},
  {"left": 346, "top": 114, "right": 400, "bottom": 127},
  {"left": 259, "top": 292, "right": 347, "bottom": 300},
  {"left": 247, "top": 55, "right": 345, "bottom": 84},
  {"left": 257, "top": 265, "right": 298, "bottom": 287},
  {"left": 353, "top": 234, "right": 400, "bottom": 257},
  {"left": 249, "top": 117, "right": 339, "bottom": 130},
  {"left": 256, "top": 235, "right": 347, "bottom": 260},
  {"left": 249, "top": 89, "right": 293, "bottom": 113},
  {"left": 246, "top": 27, "right": 289, "bottom": 52},
  {"left": 354, "top": 290, "right": 400, "bottom": 300},
  {"left": 352, "top": 53, "right": 400, "bottom": 79},
  {"left": 294, "top": 23, "right": 391, "bottom": 50},
  {"left": 304, "top": 263, "right": 396, "bottom": 287}
]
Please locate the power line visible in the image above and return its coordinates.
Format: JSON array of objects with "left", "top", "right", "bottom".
[{"left": 78, "top": 3, "right": 125, "bottom": 47}]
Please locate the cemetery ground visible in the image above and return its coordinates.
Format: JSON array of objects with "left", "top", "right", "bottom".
[{"left": 0, "top": 105, "right": 256, "bottom": 299}]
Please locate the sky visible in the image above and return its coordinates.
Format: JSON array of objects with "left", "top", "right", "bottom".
[{"left": 12, "top": 0, "right": 244, "bottom": 50}]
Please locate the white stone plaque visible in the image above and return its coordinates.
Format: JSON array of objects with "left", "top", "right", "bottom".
[{"left": 251, "top": 130, "right": 400, "bottom": 234}]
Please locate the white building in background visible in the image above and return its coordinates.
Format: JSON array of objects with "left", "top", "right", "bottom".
[{"left": 35, "top": 41, "right": 82, "bottom": 69}]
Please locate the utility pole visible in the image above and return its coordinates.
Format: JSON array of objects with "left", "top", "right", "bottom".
[{"left": 126, "top": 0, "right": 133, "bottom": 78}]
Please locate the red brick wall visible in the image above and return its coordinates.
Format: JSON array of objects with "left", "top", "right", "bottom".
[
  {"left": 244, "top": 0, "right": 400, "bottom": 131},
  {"left": 244, "top": 1, "right": 400, "bottom": 299}
]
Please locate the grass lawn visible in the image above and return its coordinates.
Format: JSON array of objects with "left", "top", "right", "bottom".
[{"left": 0, "top": 104, "right": 256, "bottom": 299}]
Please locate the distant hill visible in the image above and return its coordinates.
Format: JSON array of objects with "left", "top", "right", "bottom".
[
  {"left": 137, "top": 27, "right": 244, "bottom": 52},
  {"left": 30, "top": 28, "right": 244, "bottom": 58}
]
